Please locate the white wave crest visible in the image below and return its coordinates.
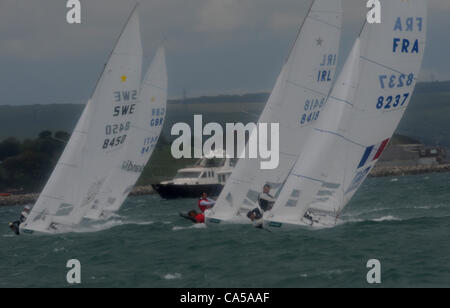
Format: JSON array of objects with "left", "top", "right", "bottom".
[
  {"left": 172, "top": 223, "right": 206, "bottom": 231},
  {"left": 371, "top": 215, "right": 401, "bottom": 222},
  {"left": 164, "top": 273, "right": 182, "bottom": 280},
  {"left": 73, "top": 219, "right": 155, "bottom": 233}
]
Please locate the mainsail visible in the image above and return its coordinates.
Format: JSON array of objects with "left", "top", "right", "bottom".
[
  {"left": 20, "top": 7, "right": 143, "bottom": 233},
  {"left": 264, "top": 0, "right": 428, "bottom": 229},
  {"left": 83, "top": 47, "right": 168, "bottom": 220},
  {"left": 206, "top": 0, "right": 343, "bottom": 224}
]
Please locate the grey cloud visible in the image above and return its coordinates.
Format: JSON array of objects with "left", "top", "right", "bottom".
[{"left": 0, "top": 0, "right": 449, "bottom": 104}]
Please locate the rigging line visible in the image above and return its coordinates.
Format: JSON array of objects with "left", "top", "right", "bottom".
[
  {"left": 328, "top": 95, "right": 354, "bottom": 107},
  {"left": 40, "top": 194, "right": 65, "bottom": 201},
  {"left": 308, "top": 16, "right": 342, "bottom": 30},
  {"left": 89, "top": 3, "right": 140, "bottom": 105},
  {"left": 313, "top": 128, "right": 366, "bottom": 148},
  {"left": 290, "top": 173, "right": 323, "bottom": 183},
  {"left": 284, "top": 0, "right": 316, "bottom": 65},
  {"left": 254, "top": 0, "right": 315, "bottom": 119},
  {"left": 358, "top": 20, "right": 368, "bottom": 38},
  {"left": 286, "top": 80, "right": 329, "bottom": 97},
  {"left": 309, "top": 2, "right": 346, "bottom": 110},
  {"left": 274, "top": 162, "right": 298, "bottom": 200},
  {"left": 360, "top": 56, "right": 408, "bottom": 76}
]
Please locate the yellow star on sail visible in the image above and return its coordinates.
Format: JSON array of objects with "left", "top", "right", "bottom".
[
  {"left": 151, "top": 97, "right": 156, "bottom": 102},
  {"left": 121, "top": 75, "right": 127, "bottom": 82}
]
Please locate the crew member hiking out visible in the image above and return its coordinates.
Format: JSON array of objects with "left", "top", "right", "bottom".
[
  {"left": 258, "top": 184, "right": 276, "bottom": 212},
  {"left": 247, "top": 184, "right": 276, "bottom": 228},
  {"left": 9, "top": 205, "right": 31, "bottom": 235},
  {"left": 180, "top": 210, "right": 205, "bottom": 224},
  {"left": 247, "top": 208, "right": 264, "bottom": 229},
  {"left": 180, "top": 193, "right": 215, "bottom": 224}
]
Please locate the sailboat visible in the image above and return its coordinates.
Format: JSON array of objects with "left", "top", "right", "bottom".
[
  {"left": 263, "top": 0, "right": 428, "bottom": 230},
  {"left": 19, "top": 6, "right": 143, "bottom": 234},
  {"left": 83, "top": 47, "right": 168, "bottom": 221},
  {"left": 206, "top": 0, "right": 343, "bottom": 225}
]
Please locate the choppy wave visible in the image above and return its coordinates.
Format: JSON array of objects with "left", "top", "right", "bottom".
[
  {"left": 163, "top": 273, "right": 182, "bottom": 280},
  {"left": 2, "top": 172, "right": 450, "bottom": 287},
  {"left": 53, "top": 247, "right": 65, "bottom": 253},
  {"left": 74, "top": 218, "right": 155, "bottom": 233},
  {"left": 172, "top": 224, "right": 207, "bottom": 231},
  {"left": 371, "top": 215, "right": 401, "bottom": 222}
]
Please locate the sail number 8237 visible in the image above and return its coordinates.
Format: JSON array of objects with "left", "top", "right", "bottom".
[
  {"left": 376, "top": 93, "right": 410, "bottom": 110},
  {"left": 379, "top": 73, "right": 414, "bottom": 89}
]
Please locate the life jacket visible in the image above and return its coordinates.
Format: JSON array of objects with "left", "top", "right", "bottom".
[
  {"left": 195, "top": 213, "right": 205, "bottom": 224},
  {"left": 198, "top": 198, "right": 215, "bottom": 213}
]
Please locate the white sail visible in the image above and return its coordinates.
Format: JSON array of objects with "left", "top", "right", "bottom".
[
  {"left": 21, "top": 7, "right": 143, "bottom": 233},
  {"left": 264, "top": 38, "right": 361, "bottom": 228},
  {"left": 84, "top": 47, "right": 168, "bottom": 220},
  {"left": 264, "top": 0, "right": 428, "bottom": 229},
  {"left": 206, "top": 0, "right": 342, "bottom": 224}
]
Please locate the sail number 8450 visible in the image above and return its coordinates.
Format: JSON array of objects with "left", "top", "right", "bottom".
[{"left": 102, "top": 135, "right": 127, "bottom": 149}]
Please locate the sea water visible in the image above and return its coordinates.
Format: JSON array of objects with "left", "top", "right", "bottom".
[{"left": 1, "top": 173, "right": 450, "bottom": 288}]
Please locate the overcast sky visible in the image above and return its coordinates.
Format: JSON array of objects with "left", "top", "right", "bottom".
[{"left": 1, "top": 0, "right": 449, "bottom": 105}]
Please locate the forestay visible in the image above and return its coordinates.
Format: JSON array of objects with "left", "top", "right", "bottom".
[
  {"left": 206, "top": 0, "right": 343, "bottom": 224},
  {"left": 84, "top": 47, "right": 167, "bottom": 220},
  {"left": 264, "top": 0, "right": 428, "bottom": 229},
  {"left": 21, "top": 7, "right": 143, "bottom": 233}
]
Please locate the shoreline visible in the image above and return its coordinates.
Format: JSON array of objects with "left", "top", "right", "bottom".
[
  {"left": 0, "top": 185, "right": 156, "bottom": 207},
  {"left": 1, "top": 164, "right": 450, "bottom": 207},
  {"left": 369, "top": 163, "right": 450, "bottom": 178}
]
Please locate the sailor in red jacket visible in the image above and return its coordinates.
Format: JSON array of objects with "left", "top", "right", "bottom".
[
  {"left": 180, "top": 210, "right": 205, "bottom": 224},
  {"left": 198, "top": 192, "right": 216, "bottom": 213},
  {"left": 193, "top": 211, "right": 205, "bottom": 224}
]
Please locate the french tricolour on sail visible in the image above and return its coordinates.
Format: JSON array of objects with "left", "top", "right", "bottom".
[
  {"left": 20, "top": 6, "right": 143, "bottom": 234},
  {"left": 264, "top": 0, "right": 428, "bottom": 230},
  {"left": 206, "top": 0, "right": 343, "bottom": 224}
]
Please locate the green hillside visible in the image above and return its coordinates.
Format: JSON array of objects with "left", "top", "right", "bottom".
[{"left": 0, "top": 81, "right": 449, "bottom": 146}]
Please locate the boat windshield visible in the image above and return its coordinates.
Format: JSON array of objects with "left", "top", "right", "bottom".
[
  {"left": 174, "top": 172, "right": 202, "bottom": 179},
  {"left": 195, "top": 158, "right": 225, "bottom": 168}
]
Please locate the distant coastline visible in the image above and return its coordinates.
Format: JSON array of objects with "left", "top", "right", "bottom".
[
  {"left": 369, "top": 163, "right": 450, "bottom": 178},
  {"left": 1, "top": 80, "right": 450, "bottom": 148},
  {"left": 0, "top": 185, "right": 156, "bottom": 207}
]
